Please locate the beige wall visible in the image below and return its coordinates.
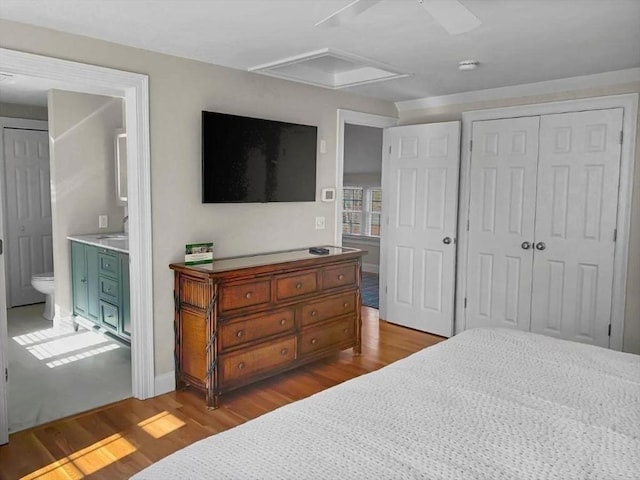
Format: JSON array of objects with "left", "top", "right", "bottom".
[
  {"left": 48, "top": 89, "right": 125, "bottom": 318},
  {"left": 0, "top": 19, "right": 398, "bottom": 377},
  {"left": 0, "top": 102, "right": 48, "bottom": 120},
  {"left": 399, "top": 82, "right": 640, "bottom": 354}
]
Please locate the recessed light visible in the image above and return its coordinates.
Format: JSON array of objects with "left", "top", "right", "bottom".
[{"left": 458, "top": 60, "right": 479, "bottom": 71}]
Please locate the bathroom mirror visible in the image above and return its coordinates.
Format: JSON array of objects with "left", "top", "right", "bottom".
[{"left": 115, "top": 128, "right": 128, "bottom": 205}]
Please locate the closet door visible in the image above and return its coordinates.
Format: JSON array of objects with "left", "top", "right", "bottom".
[
  {"left": 466, "top": 117, "right": 540, "bottom": 331},
  {"left": 530, "top": 109, "right": 623, "bottom": 347}
]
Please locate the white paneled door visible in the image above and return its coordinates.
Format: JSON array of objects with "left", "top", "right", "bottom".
[
  {"left": 3, "top": 128, "right": 52, "bottom": 307},
  {"left": 383, "top": 122, "right": 460, "bottom": 336},
  {"left": 465, "top": 109, "right": 623, "bottom": 347},
  {"left": 531, "top": 109, "right": 623, "bottom": 347},
  {"left": 466, "top": 117, "right": 540, "bottom": 331}
]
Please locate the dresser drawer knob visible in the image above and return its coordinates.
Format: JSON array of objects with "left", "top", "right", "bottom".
[
  {"left": 343, "top": 328, "right": 349, "bottom": 335},
  {"left": 236, "top": 330, "right": 244, "bottom": 338},
  {"left": 338, "top": 274, "right": 344, "bottom": 280},
  {"left": 310, "top": 310, "right": 318, "bottom": 317},
  {"left": 237, "top": 362, "right": 245, "bottom": 370},
  {"left": 279, "top": 318, "right": 287, "bottom": 326},
  {"left": 343, "top": 302, "right": 349, "bottom": 308},
  {"left": 245, "top": 291, "right": 252, "bottom": 299},
  {"left": 295, "top": 282, "right": 302, "bottom": 289},
  {"left": 310, "top": 338, "right": 317, "bottom": 345},
  {"left": 104, "top": 263, "right": 110, "bottom": 268},
  {"left": 280, "top": 348, "right": 288, "bottom": 356}
]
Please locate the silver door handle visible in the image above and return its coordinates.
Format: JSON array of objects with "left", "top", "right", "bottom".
[
  {"left": 442, "top": 237, "right": 452, "bottom": 245},
  {"left": 521, "top": 241, "right": 531, "bottom": 250},
  {"left": 535, "top": 241, "right": 546, "bottom": 251}
]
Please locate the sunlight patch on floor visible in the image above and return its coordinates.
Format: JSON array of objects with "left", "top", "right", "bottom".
[
  {"left": 138, "top": 411, "right": 186, "bottom": 439},
  {"left": 11, "top": 327, "right": 76, "bottom": 347},
  {"left": 23, "top": 331, "right": 111, "bottom": 361},
  {"left": 20, "top": 433, "right": 137, "bottom": 479},
  {"left": 45, "top": 343, "right": 120, "bottom": 368}
]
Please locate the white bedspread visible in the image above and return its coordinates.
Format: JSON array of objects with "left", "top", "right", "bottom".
[{"left": 132, "top": 329, "right": 640, "bottom": 479}]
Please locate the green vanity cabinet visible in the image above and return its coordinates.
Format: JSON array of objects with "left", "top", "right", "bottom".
[
  {"left": 120, "top": 252, "right": 131, "bottom": 339},
  {"left": 71, "top": 240, "right": 130, "bottom": 341},
  {"left": 71, "top": 241, "right": 100, "bottom": 323}
]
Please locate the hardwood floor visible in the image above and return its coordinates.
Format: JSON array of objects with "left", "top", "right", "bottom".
[{"left": 0, "top": 307, "right": 444, "bottom": 480}]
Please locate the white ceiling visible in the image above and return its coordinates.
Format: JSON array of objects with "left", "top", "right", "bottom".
[{"left": 0, "top": 0, "right": 639, "bottom": 106}]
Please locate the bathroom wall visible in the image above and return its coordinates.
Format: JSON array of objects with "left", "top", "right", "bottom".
[
  {"left": 0, "top": 102, "right": 48, "bottom": 120},
  {"left": 47, "top": 90, "right": 125, "bottom": 319}
]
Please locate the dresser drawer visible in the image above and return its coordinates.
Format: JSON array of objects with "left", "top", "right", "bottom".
[
  {"left": 219, "top": 279, "right": 271, "bottom": 313},
  {"left": 219, "top": 337, "right": 296, "bottom": 386},
  {"left": 300, "top": 317, "right": 355, "bottom": 356},
  {"left": 301, "top": 292, "right": 356, "bottom": 327},
  {"left": 322, "top": 262, "right": 357, "bottom": 290},
  {"left": 99, "top": 276, "right": 119, "bottom": 304},
  {"left": 275, "top": 270, "right": 318, "bottom": 301},
  {"left": 98, "top": 251, "right": 119, "bottom": 278},
  {"left": 219, "top": 308, "right": 295, "bottom": 351}
]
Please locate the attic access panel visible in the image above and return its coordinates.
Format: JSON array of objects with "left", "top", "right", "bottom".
[{"left": 249, "top": 48, "right": 409, "bottom": 89}]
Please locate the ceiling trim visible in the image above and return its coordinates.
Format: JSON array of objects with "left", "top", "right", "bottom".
[{"left": 396, "top": 68, "right": 640, "bottom": 112}]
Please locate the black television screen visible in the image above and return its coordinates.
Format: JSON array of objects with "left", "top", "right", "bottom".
[{"left": 202, "top": 111, "right": 318, "bottom": 203}]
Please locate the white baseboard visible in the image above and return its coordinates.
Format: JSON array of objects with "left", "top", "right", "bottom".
[
  {"left": 362, "top": 263, "right": 379, "bottom": 274},
  {"left": 154, "top": 371, "right": 176, "bottom": 396}
]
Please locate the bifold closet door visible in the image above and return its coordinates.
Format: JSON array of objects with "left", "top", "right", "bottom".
[
  {"left": 530, "top": 109, "right": 623, "bottom": 347},
  {"left": 466, "top": 117, "right": 540, "bottom": 331}
]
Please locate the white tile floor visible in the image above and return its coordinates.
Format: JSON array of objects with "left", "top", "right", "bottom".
[{"left": 7, "top": 304, "right": 132, "bottom": 433}]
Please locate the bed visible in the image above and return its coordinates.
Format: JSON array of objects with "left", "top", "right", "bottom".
[{"left": 132, "top": 328, "right": 640, "bottom": 479}]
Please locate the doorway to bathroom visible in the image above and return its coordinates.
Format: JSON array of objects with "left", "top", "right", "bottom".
[
  {"left": 0, "top": 47, "right": 155, "bottom": 445},
  {"left": 0, "top": 105, "right": 132, "bottom": 433}
]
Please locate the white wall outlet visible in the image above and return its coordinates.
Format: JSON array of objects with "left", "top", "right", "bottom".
[
  {"left": 315, "top": 216, "right": 325, "bottom": 230},
  {"left": 99, "top": 215, "right": 108, "bottom": 228}
]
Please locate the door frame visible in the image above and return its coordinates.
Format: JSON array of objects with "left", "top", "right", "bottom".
[
  {"left": 0, "top": 48, "right": 155, "bottom": 444},
  {"left": 456, "top": 93, "right": 639, "bottom": 350},
  {"left": 335, "top": 109, "right": 397, "bottom": 316}
]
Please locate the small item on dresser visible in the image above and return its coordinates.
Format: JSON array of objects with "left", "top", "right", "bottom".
[
  {"left": 185, "top": 242, "right": 214, "bottom": 265},
  {"left": 309, "top": 247, "right": 330, "bottom": 255}
]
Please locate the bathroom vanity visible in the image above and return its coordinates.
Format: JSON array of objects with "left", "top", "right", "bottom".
[{"left": 69, "top": 234, "right": 130, "bottom": 341}]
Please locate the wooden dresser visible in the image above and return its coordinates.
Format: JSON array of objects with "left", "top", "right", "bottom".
[{"left": 170, "top": 246, "right": 364, "bottom": 408}]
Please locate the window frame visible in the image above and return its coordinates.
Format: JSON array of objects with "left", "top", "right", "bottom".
[{"left": 342, "top": 185, "right": 381, "bottom": 239}]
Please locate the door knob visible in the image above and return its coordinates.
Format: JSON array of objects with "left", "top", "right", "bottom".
[
  {"left": 521, "top": 241, "right": 531, "bottom": 250},
  {"left": 442, "top": 237, "right": 452, "bottom": 245},
  {"left": 535, "top": 241, "right": 546, "bottom": 251}
]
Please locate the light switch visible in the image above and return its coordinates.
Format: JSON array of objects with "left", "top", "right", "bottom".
[{"left": 315, "top": 216, "right": 325, "bottom": 230}]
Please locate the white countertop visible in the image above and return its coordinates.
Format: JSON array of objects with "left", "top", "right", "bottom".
[{"left": 67, "top": 233, "right": 129, "bottom": 254}]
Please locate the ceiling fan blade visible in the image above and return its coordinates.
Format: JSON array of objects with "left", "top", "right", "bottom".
[
  {"left": 315, "top": 0, "right": 384, "bottom": 27},
  {"left": 419, "top": 0, "right": 481, "bottom": 35}
]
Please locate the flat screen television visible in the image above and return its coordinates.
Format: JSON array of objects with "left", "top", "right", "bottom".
[{"left": 202, "top": 111, "right": 318, "bottom": 203}]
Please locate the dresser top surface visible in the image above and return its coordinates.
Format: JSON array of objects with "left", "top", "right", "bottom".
[{"left": 171, "top": 246, "right": 363, "bottom": 275}]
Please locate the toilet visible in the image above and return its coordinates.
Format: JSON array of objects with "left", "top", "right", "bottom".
[{"left": 31, "top": 272, "right": 55, "bottom": 321}]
